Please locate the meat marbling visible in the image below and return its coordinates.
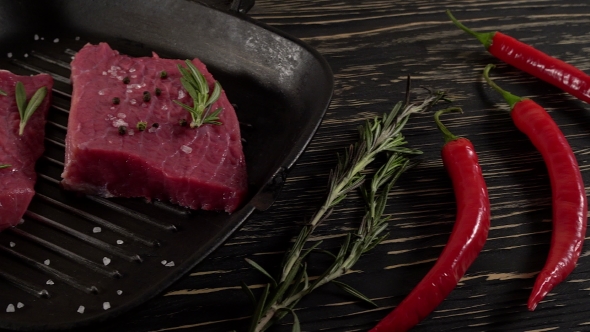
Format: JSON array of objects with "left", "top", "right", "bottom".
[
  {"left": 61, "top": 43, "right": 247, "bottom": 213},
  {"left": 0, "top": 70, "right": 53, "bottom": 231}
]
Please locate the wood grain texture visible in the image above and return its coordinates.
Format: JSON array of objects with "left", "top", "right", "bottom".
[{"left": 43, "top": 0, "right": 590, "bottom": 331}]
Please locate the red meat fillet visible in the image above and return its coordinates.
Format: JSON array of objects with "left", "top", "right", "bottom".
[
  {"left": 61, "top": 43, "right": 247, "bottom": 213},
  {"left": 0, "top": 71, "right": 53, "bottom": 231}
]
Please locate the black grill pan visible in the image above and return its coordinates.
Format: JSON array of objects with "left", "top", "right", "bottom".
[{"left": 0, "top": 0, "right": 333, "bottom": 330}]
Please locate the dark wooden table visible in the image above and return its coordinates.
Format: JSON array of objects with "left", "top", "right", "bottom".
[{"left": 55, "top": 0, "right": 590, "bottom": 331}]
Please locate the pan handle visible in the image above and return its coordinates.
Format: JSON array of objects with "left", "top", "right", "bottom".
[{"left": 193, "top": 0, "right": 255, "bottom": 14}]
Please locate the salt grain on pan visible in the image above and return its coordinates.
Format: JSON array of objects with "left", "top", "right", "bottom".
[
  {"left": 116, "top": 240, "right": 124, "bottom": 245},
  {"left": 103, "top": 257, "right": 111, "bottom": 266},
  {"left": 92, "top": 227, "right": 102, "bottom": 233},
  {"left": 24, "top": 53, "right": 28, "bottom": 58},
  {"left": 53, "top": 38, "right": 59, "bottom": 43},
  {"left": 180, "top": 145, "right": 192, "bottom": 154},
  {"left": 117, "top": 290, "right": 123, "bottom": 295},
  {"left": 7, "top": 52, "right": 12, "bottom": 58},
  {"left": 161, "top": 260, "right": 167, "bottom": 265},
  {"left": 44, "top": 259, "right": 50, "bottom": 266},
  {"left": 46, "top": 279, "right": 54, "bottom": 285},
  {"left": 103, "top": 302, "right": 111, "bottom": 310},
  {"left": 16, "top": 302, "right": 24, "bottom": 309},
  {"left": 6, "top": 304, "right": 14, "bottom": 313},
  {"left": 9, "top": 242, "right": 15, "bottom": 248},
  {"left": 34, "top": 34, "right": 39, "bottom": 40},
  {"left": 75, "top": 36, "right": 80, "bottom": 41},
  {"left": 77, "top": 306, "right": 85, "bottom": 314},
  {"left": 165, "top": 261, "right": 175, "bottom": 267}
]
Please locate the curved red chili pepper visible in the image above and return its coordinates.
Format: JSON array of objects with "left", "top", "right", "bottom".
[
  {"left": 483, "top": 64, "right": 587, "bottom": 311},
  {"left": 370, "top": 108, "right": 491, "bottom": 332},
  {"left": 447, "top": 10, "right": 590, "bottom": 104}
]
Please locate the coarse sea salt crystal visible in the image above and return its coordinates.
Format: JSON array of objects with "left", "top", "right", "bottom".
[
  {"left": 112, "top": 119, "right": 128, "bottom": 128},
  {"left": 34, "top": 34, "right": 39, "bottom": 40},
  {"left": 9, "top": 242, "right": 15, "bottom": 248},
  {"left": 129, "top": 99, "right": 137, "bottom": 105},
  {"left": 117, "top": 113, "right": 126, "bottom": 119},
  {"left": 75, "top": 36, "right": 80, "bottom": 41},
  {"left": 93, "top": 227, "right": 102, "bottom": 233},
  {"left": 102, "top": 71, "right": 107, "bottom": 76},
  {"left": 16, "top": 302, "right": 24, "bottom": 309},
  {"left": 44, "top": 259, "right": 50, "bottom": 265},
  {"left": 103, "top": 257, "right": 111, "bottom": 266},
  {"left": 77, "top": 306, "right": 85, "bottom": 314},
  {"left": 117, "top": 290, "right": 123, "bottom": 295},
  {"left": 53, "top": 38, "right": 59, "bottom": 43},
  {"left": 129, "top": 68, "right": 136, "bottom": 73},
  {"left": 177, "top": 90, "right": 185, "bottom": 99},
  {"left": 6, "top": 304, "right": 15, "bottom": 313},
  {"left": 148, "top": 127, "right": 157, "bottom": 133},
  {"left": 103, "top": 302, "right": 111, "bottom": 310},
  {"left": 165, "top": 261, "right": 175, "bottom": 267},
  {"left": 161, "top": 104, "right": 168, "bottom": 111},
  {"left": 7, "top": 52, "right": 12, "bottom": 58},
  {"left": 98, "top": 89, "right": 106, "bottom": 96},
  {"left": 24, "top": 53, "right": 28, "bottom": 58},
  {"left": 116, "top": 240, "right": 124, "bottom": 245},
  {"left": 46, "top": 279, "right": 54, "bottom": 285},
  {"left": 128, "top": 130, "right": 134, "bottom": 136},
  {"left": 161, "top": 260, "right": 167, "bottom": 265},
  {"left": 180, "top": 145, "right": 192, "bottom": 154}
]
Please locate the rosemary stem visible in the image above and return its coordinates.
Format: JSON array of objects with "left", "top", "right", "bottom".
[{"left": 247, "top": 88, "right": 447, "bottom": 332}]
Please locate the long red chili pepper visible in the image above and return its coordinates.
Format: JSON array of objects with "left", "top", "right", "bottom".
[
  {"left": 447, "top": 10, "right": 590, "bottom": 104},
  {"left": 370, "top": 108, "right": 490, "bottom": 332},
  {"left": 483, "top": 64, "right": 587, "bottom": 311}
]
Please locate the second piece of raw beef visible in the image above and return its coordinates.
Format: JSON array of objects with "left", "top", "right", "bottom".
[{"left": 0, "top": 70, "right": 53, "bottom": 231}]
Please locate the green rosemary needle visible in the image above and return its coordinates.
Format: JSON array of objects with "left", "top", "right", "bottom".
[
  {"left": 244, "top": 84, "right": 447, "bottom": 332},
  {"left": 0, "top": 164, "right": 11, "bottom": 169},
  {"left": 173, "top": 60, "right": 223, "bottom": 128},
  {"left": 0, "top": 88, "right": 7, "bottom": 96},
  {"left": 15, "top": 82, "right": 48, "bottom": 136}
]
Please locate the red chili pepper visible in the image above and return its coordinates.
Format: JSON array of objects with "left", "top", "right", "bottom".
[
  {"left": 483, "top": 64, "right": 587, "bottom": 311},
  {"left": 370, "top": 107, "right": 490, "bottom": 332},
  {"left": 447, "top": 10, "right": 590, "bottom": 104}
]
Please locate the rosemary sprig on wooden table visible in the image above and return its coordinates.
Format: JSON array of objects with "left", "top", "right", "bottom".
[{"left": 244, "top": 84, "right": 447, "bottom": 332}]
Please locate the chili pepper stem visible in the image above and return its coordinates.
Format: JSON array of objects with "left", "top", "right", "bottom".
[
  {"left": 446, "top": 10, "right": 494, "bottom": 49},
  {"left": 434, "top": 107, "right": 463, "bottom": 143},
  {"left": 482, "top": 64, "right": 525, "bottom": 109}
]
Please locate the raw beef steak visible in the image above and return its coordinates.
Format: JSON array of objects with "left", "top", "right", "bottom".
[
  {"left": 0, "top": 71, "right": 53, "bottom": 231},
  {"left": 61, "top": 43, "right": 247, "bottom": 213}
]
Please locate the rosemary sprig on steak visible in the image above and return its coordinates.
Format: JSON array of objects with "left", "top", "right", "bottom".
[
  {"left": 174, "top": 60, "right": 223, "bottom": 128},
  {"left": 0, "top": 88, "right": 6, "bottom": 96},
  {"left": 0, "top": 164, "right": 11, "bottom": 169},
  {"left": 244, "top": 82, "right": 447, "bottom": 332},
  {"left": 15, "top": 82, "right": 48, "bottom": 135}
]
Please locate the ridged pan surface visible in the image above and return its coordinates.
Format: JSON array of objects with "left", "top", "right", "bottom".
[{"left": 0, "top": 0, "right": 333, "bottom": 330}]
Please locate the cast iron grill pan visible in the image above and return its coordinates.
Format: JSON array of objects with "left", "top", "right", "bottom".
[{"left": 0, "top": 0, "right": 333, "bottom": 330}]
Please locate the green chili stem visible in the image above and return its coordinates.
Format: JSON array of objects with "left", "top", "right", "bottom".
[
  {"left": 434, "top": 107, "right": 463, "bottom": 143},
  {"left": 482, "top": 64, "right": 525, "bottom": 109},
  {"left": 446, "top": 10, "right": 495, "bottom": 49}
]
